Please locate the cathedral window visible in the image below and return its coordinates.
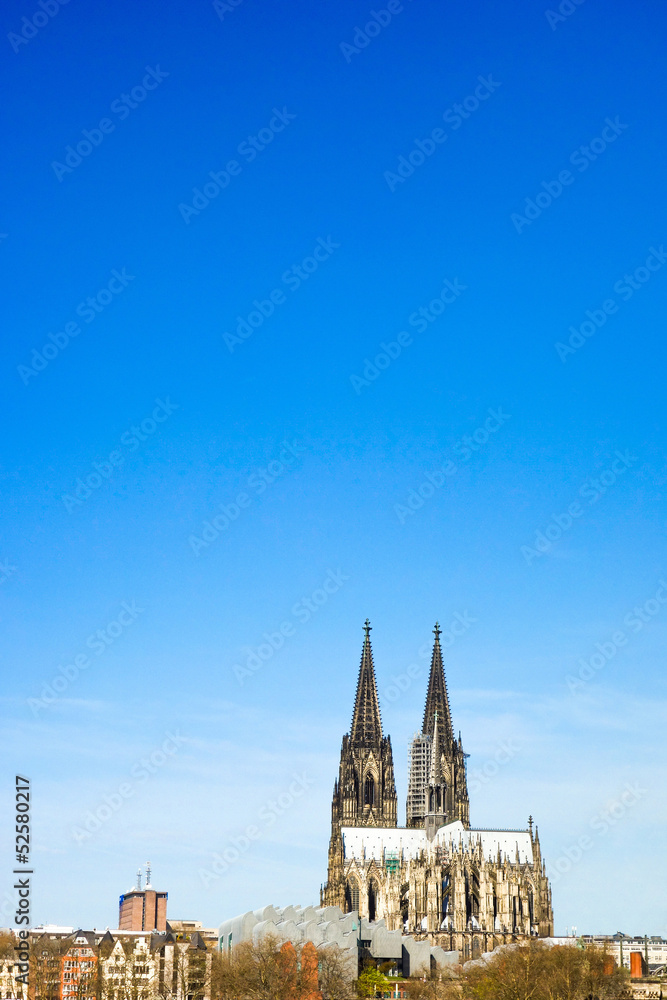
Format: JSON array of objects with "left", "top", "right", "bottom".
[
  {"left": 368, "top": 880, "right": 378, "bottom": 922},
  {"left": 364, "top": 775, "right": 375, "bottom": 806},
  {"left": 441, "top": 876, "right": 450, "bottom": 919},
  {"left": 345, "top": 878, "right": 360, "bottom": 913}
]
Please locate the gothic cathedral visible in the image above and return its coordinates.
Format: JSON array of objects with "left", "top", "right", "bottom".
[{"left": 322, "top": 621, "right": 554, "bottom": 959}]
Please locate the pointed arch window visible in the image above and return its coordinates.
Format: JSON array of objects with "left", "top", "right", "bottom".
[
  {"left": 441, "top": 875, "right": 450, "bottom": 920},
  {"left": 368, "top": 879, "right": 378, "bottom": 922},
  {"left": 345, "top": 878, "right": 360, "bottom": 913},
  {"left": 364, "top": 774, "right": 375, "bottom": 806}
]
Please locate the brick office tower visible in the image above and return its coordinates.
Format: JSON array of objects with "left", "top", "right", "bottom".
[{"left": 118, "top": 864, "right": 168, "bottom": 931}]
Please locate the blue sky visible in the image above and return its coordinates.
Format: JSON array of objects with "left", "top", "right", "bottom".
[{"left": 1, "top": 0, "right": 666, "bottom": 939}]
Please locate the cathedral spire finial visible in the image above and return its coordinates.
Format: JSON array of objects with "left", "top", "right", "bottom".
[
  {"left": 364, "top": 618, "right": 372, "bottom": 637},
  {"left": 434, "top": 622, "right": 441, "bottom": 639}
]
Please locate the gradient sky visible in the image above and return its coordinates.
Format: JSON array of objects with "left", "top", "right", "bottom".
[{"left": 1, "top": 0, "right": 666, "bottom": 940}]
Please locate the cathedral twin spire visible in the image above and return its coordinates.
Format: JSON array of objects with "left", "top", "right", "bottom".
[
  {"left": 344, "top": 618, "right": 470, "bottom": 832},
  {"left": 420, "top": 622, "right": 470, "bottom": 829},
  {"left": 422, "top": 623, "right": 454, "bottom": 751},
  {"left": 349, "top": 618, "right": 456, "bottom": 755},
  {"left": 332, "top": 619, "right": 468, "bottom": 835},
  {"left": 350, "top": 620, "right": 384, "bottom": 747}
]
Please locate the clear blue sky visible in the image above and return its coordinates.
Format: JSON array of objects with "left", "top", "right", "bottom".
[{"left": 1, "top": 0, "right": 666, "bottom": 939}]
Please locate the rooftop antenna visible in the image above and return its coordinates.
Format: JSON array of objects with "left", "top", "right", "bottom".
[
  {"left": 136, "top": 868, "right": 142, "bottom": 891},
  {"left": 145, "top": 861, "right": 152, "bottom": 888}
]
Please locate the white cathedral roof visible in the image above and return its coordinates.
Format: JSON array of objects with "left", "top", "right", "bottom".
[{"left": 341, "top": 820, "right": 533, "bottom": 865}]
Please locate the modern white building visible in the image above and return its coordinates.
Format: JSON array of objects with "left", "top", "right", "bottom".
[{"left": 217, "top": 902, "right": 459, "bottom": 978}]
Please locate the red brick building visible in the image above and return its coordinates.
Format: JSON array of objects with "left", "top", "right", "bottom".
[
  {"left": 60, "top": 934, "right": 97, "bottom": 1000},
  {"left": 118, "top": 889, "right": 167, "bottom": 932}
]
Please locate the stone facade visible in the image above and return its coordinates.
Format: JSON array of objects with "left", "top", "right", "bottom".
[{"left": 322, "top": 621, "right": 554, "bottom": 959}]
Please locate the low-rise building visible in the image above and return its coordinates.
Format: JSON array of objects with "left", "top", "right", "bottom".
[
  {"left": 0, "top": 934, "right": 28, "bottom": 1000},
  {"left": 24, "top": 927, "right": 211, "bottom": 1000},
  {"left": 580, "top": 934, "right": 667, "bottom": 974},
  {"left": 166, "top": 923, "right": 218, "bottom": 948}
]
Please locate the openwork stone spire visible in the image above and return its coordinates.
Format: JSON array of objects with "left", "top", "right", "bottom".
[
  {"left": 350, "top": 619, "right": 383, "bottom": 747},
  {"left": 429, "top": 712, "right": 443, "bottom": 786},
  {"left": 407, "top": 622, "right": 470, "bottom": 830},
  {"left": 422, "top": 623, "right": 454, "bottom": 748}
]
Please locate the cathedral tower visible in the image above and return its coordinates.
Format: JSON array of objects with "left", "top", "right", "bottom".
[
  {"left": 322, "top": 620, "right": 397, "bottom": 907},
  {"left": 407, "top": 624, "right": 470, "bottom": 829},
  {"left": 332, "top": 619, "right": 397, "bottom": 829}
]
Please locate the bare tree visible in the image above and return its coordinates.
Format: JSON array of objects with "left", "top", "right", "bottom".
[
  {"left": 404, "top": 970, "right": 461, "bottom": 1000},
  {"left": 316, "top": 946, "right": 356, "bottom": 1000},
  {"left": 30, "top": 937, "right": 70, "bottom": 1000},
  {"left": 0, "top": 934, "right": 28, "bottom": 1000},
  {"left": 211, "top": 935, "right": 354, "bottom": 1000},
  {"left": 460, "top": 943, "right": 630, "bottom": 1000}
]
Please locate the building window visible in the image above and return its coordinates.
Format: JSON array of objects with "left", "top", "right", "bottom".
[
  {"left": 345, "top": 878, "right": 360, "bottom": 913},
  {"left": 368, "top": 880, "right": 378, "bottom": 922}
]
